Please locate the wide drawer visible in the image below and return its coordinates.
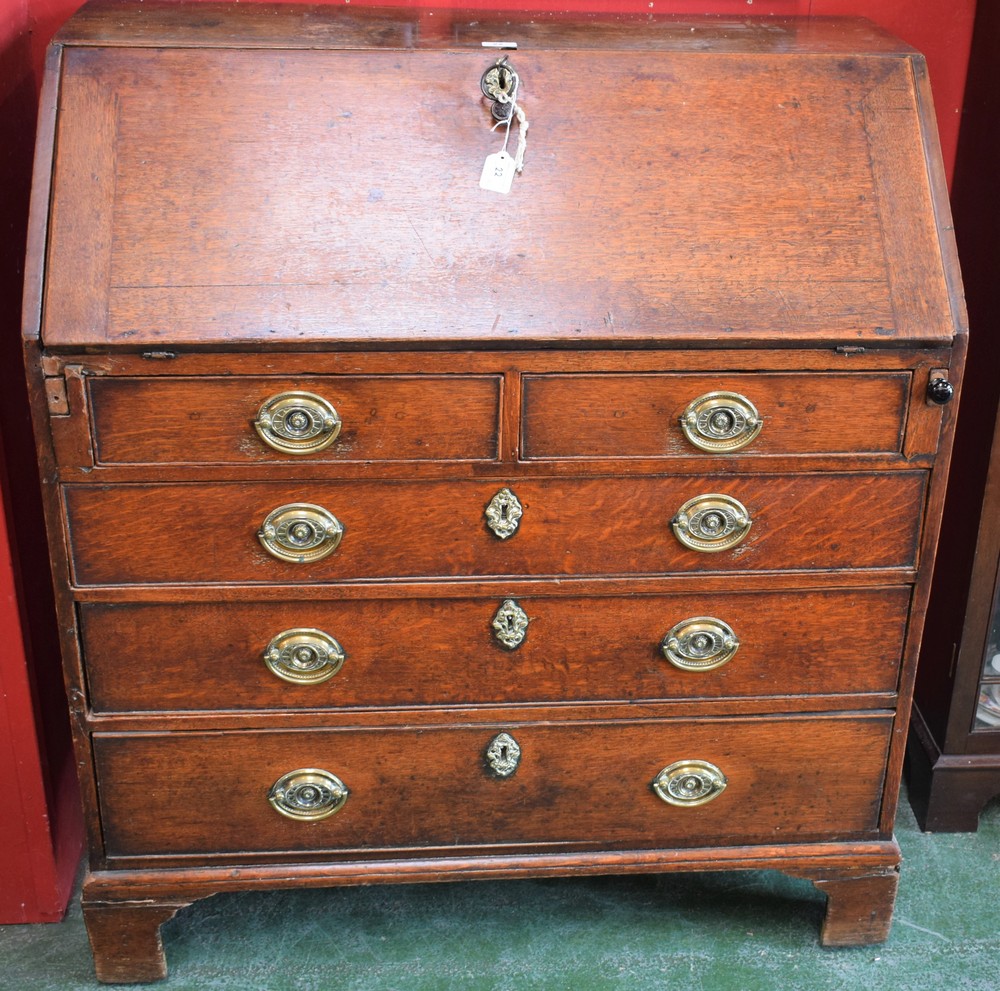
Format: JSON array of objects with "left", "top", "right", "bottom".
[
  {"left": 94, "top": 713, "right": 892, "bottom": 858},
  {"left": 63, "top": 472, "right": 926, "bottom": 585},
  {"left": 80, "top": 587, "right": 910, "bottom": 712},
  {"left": 87, "top": 375, "right": 501, "bottom": 464},
  {"left": 522, "top": 372, "right": 909, "bottom": 458}
]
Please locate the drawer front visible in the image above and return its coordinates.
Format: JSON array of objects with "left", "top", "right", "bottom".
[
  {"left": 95, "top": 714, "right": 892, "bottom": 857},
  {"left": 522, "top": 372, "right": 909, "bottom": 458},
  {"left": 81, "top": 587, "right": 910, "bottom": 712},
  {"left": 88, "top": 375, "right": 501, "bottom": 464},
  {"left": 64, "top": 472, "right": 925, "bottom": 585}
]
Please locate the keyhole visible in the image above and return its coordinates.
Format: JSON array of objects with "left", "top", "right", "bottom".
[
  {"left": 500, "top": 501, "right": 509, "bottom": 521},
  {"left": 499, "top": 744, "right": 509, "bottom": 762},
  {"left": 506, "top": 615, "right": 515, "bottom": 631}
]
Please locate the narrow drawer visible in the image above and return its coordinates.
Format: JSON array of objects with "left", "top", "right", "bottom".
[
  {"left": 63, "top": 472, "right": 926, "bottom": 585},
  {"left": 522, "top": 372, "right": 909, "bottom": 458},
  {"left": 87, "top": 375, "right": 501, "bottom": 464},
  {"left": 81, "top": 587, "right": 910, "bottom": 712},
  {"left": 94, "top": 713, "right": 892, "bottom": 858}
]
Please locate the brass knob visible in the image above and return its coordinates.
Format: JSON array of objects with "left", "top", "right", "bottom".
[
  {"left": 264, "top": 628, "right": 345, "bottom": 684},
  {"left": 671, "top": 494, "right": 752, "bottom": 553},
  {"left": 492, "top": 599, "right": 529, "bottom": 650},
  {"left": 254, "top": 391, "right": 341, "bottom": 455},
  {"left": 680, "top": 391, "right": 761, "bottom": 453},
  {"left": 652, "top": 760, "right": 727, "bottom": 807},
  {"left": 258, "top": 503, "right": 343, "bottom": 563},
  {"left": 662, "top": 617, "right": 740, "bottom": 671},
  {"left": 485, "top": 487, "right": 522, "bottom": 540},
  {"left": 268, "top": 768, "right": 349, "bottom": 820}
]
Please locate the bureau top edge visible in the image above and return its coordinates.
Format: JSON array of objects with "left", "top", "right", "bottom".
[
  {"left": 27, "top": 337, "right": 963, "bottom": 355},
  {"left": 54, "top": 2, "right": 917, "bottom": 57}
]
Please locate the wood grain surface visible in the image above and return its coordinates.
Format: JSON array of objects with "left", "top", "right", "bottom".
[
  {"left": 522, "top": 372, "right": 909, "bottom": 458},
  {"left": 62, "top": 472, "right": 926, "bottom": 585},
  {"left": 41, "top": 42, "right": 954, "bottom": 348},
  {"left": 79, "top": 586, "right": 910, "bottom": 711},
  {"left": 93, "top": 713, "right": 892, "bottom": 857},
  {"left": 54, "top": 2, "right": 917, "bottom": 55},
  {"left": 89, "top": 374, "right": 501, "bottom": 464}
]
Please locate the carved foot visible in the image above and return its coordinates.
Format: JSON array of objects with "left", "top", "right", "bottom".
[
  {"left": 83, "top": 900, "right": 191, "bottom": 983},
  {"left": 802, "top": 867, "right": 900, "bottom": 946}
]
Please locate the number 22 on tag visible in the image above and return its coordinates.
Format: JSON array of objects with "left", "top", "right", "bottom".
[{"left": 480, "top": 150, "right": 515, "bottom": 194}]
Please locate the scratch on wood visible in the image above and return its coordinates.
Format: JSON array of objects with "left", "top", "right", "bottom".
[{"left": 403, "top": 209, "right": 434, "bottom": 265}]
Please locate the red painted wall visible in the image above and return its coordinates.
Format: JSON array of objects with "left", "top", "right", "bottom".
[
  {"left": 0, "top": 0, "right": 976, "bottom": 922},
  {"left": 0, "top": 0, "right": 82, "bottom": 924}
]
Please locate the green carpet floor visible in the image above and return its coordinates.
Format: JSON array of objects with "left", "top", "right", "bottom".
[{"left": 2, "top": 788, "right": 997, "bottom": 990}]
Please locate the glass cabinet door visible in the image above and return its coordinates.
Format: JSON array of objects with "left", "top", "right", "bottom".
[{"left": 975, "top": 560, "right": 1000, "bottom": 729}]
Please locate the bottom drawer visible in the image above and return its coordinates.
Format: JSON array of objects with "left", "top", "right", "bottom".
[{"left": 95, "top": 714, "right": 891, "bottom": 859}]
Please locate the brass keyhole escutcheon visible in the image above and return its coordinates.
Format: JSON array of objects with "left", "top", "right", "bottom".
[
  {"left": 481, "top": 61, "right": 516, "bottom": 101},
  {"left": 254, "top": 391, "right": 341, "bottom": 455},
  {"left": 671, "top": 493, "right": 752, "bottom": 553},
  {"left": 258, "top": 503, "right": 343, "bottom": 563},
  {"left": 485, "top": 487, "right": 523, "bottom": 540},
  {"left": 652, "top": 760, "right": 727, "bottom": 807},
  {"left": 485, "top": 732, "right": 521, "bottom": 777},
  {"left": 680, "top": 391, "right": 761, "bottom": 453},
  {"left": 264, "top": 628, "right": 345, "bottom": 685},
  {"left": 492, "top": 599, "right": 529, "bottom": 650},
  {"left": 662, "top": 617, "right": 740, "bottom": 672},
  {"left": 481, "top": 57, "right": 518, "bottom": 122},
  {"left": 268, "top": 768, "right": 349, "bottom": 821}
]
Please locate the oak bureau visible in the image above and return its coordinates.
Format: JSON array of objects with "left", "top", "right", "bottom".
[{"left": 23, "top": 1, "right": 966, "bottom": 981}]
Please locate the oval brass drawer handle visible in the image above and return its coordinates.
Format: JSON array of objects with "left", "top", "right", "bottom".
[
  {"left": 671, "top": 493, "right": 752, "bottom": 553},
  {"left": 653, "top": 759, "right": 727, "bottom": 807},
  {"left": 264, "top": 628, "right": 345, "bottom": 684},
  {"left": 258, "top": 503, "right": 343, "bottom": 563},
  {"left": 662, "top": 617, "right": 740, "bottom": 671},
  {"left": 254, "top": 391, "right": 342, "bottom": 455},
  {"left": 269, "top": 768, "right": 349, "bottom": 820},
  {"left": 680, "top": 391, "right": 761, "bottom": 453}
]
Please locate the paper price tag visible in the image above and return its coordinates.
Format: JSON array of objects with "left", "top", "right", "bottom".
[{"left": 480, "top": 150, "right": 516, "bottom": 194}]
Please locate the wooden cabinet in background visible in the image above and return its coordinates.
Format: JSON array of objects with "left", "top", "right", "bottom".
[
  {"left": 908, "top": 401, "right": 1000, "bottom": 831},
  {"left": 24, "top": 2, "right": 966, "bottom": 981}
]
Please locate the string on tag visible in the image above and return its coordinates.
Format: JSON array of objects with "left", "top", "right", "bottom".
[
  {"left": 490, "top": 75, "right": 529, "bottom": 173},
  {"left": 479, "top": 58, "right": 528, "bottom": 193}
]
